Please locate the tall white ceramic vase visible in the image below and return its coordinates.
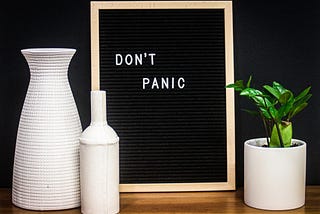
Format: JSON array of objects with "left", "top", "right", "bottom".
[
  {"left": 80, "top": 90, "right": 120, "bottom": 214},
  {"left": 12, "top": 48, "right": 82, "bottom": 210}
]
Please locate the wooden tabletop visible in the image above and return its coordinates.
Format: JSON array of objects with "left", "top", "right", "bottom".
[{"left": 1, "top": 186, "right": 320, "bottom": 213}]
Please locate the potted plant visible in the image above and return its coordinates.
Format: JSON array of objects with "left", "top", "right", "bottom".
[{"left": 226, "top": 76, "right": 311, "bottom": 210}]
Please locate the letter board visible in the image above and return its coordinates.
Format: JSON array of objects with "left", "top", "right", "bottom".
[{"left": 91, "top": 1, "right": 235, "bottom": 192}]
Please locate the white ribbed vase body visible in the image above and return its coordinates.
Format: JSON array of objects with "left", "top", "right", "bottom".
[{"left": 12, "top": 48, "right": 82, "bottom": 210}]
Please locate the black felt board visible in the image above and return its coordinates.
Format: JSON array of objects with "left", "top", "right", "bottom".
[{"left": 98, "top": 8, "right": 227, "bottom": 184}]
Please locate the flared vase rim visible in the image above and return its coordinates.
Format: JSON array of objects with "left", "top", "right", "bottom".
[{"left": 21, "top": 48, "right": 76, "bottom": 55}]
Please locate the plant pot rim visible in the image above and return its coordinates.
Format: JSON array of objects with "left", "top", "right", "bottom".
[{"left": 244, "top": 138, "right": 306, "bottom": 150}]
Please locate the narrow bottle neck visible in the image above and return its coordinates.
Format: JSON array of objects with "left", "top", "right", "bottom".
[{"left": 90, "top": 90, "right": 107, "bottom": 125}]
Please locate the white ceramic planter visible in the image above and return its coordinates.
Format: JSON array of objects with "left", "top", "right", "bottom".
[
  {"left": 244, "top": 138, "right": 306, "bottom": 210},
  {"left": 12, "top": 48, "right": 82, "bottom": 210}
]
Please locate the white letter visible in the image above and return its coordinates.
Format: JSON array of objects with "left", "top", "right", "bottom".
[
  {"left": 171, "top": 77, "right": 175, "bottom": 89},
  {"left": 161, "top": 77, "right": 169, "bottom": 89},
  {"left": 142, "top": 78, "right": 150, "bottom": 89},
  {"left": 151, "top": 77, "right": 159, "bottom": 89},
  {"left": 125, "top": 54, "right": 133, "bottom": 65},
  {"left": 135, "top": 54, "right": 143, "bottom": 65},
  {"left": 178, "top": 77, "right": 185, "bottom": 89},
  {"left": 115, "top": 54, "right": 122, "bottom": 66},
  {"left": 148, "top": 53, "right": 156, "bottom": 65}
]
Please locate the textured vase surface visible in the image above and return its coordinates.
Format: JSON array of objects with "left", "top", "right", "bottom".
[{"left": 12, "top": 48, "right": 82, "bottom": 210}]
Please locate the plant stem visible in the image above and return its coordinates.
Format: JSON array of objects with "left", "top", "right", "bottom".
[
  {"left": 261, "top": 117, "right": 270, "bottom": 146},
  {"left": 275, "top": 122, "right": 284, "bottom": 147},
  {"left": 268, "top": 120, "right": 273, "bottom": 138},
  {"left": 260, "top": 97, "right": 272, "bottom": 147},
  {"left": 261, "top": 96, "right": 284, "bottom": 147}
]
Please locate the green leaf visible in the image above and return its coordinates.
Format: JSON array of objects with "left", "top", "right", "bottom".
[
  {"left": 240, "top": 88, "right": 262, "bottom": 97},
  {"left": 252, "top": 95, "right": 273, "bottom": 109},
  {"left": 246, "top": 75, "right": 253, "bottom": 88},
  {"left": 291, "top": 93, "right": 312, "bottom": 113},
  {"left": 295, "top": 86, "right": 311, "bottom": 102},
  {"left": 279, "top": 90, "right": 293, "bottom": 105},
  {"left": 263, "top": 85, "right": 280, "bottom": 99},
  {"left": 225, "top": 84, "right": 242, "bottom": 91},
  {"left": 268, "top": 105, "right": 279, "bottom": 121},
  {"left": 290, "top": 102, "right": 308, "bottom": 119},
  {"left": 277, "top": 102, "right": 293, "bottom": 120},
  {"left": 226, "top": 80, "right": 246, "bottom": 91},
  {"left": 259, "top": 107, "right": 272, "bottom": 119},
  {"left": 241, "top": 109, "right": 259, "bottom": 116},
  {"left": 225, "top": 83, "right": 236, "bottom": 88},
  {"left": 252, "top": 95, "right": 266, "bottom": 107},
  {"left": 273, "top": 81, "right": 287, "bottom": 94},
  {"left": 294, "top": 94, "right": 312, "bottom": 106},
  {"left": 287, "top": 93, "right": 311, "bottom": 120}
]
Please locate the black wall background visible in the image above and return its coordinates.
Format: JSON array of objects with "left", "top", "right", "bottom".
[{"left": 1, "top": 0, "right": 320, "bottom": 188}]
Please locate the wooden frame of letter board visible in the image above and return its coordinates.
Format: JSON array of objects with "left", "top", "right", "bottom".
[{"left": 91, "top": 1, "right": 235, "bottom": 192}]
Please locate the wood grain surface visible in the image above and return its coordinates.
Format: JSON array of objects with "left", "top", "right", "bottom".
[{"left": 1, "top": 187, "right": 320, "bottom": 213}]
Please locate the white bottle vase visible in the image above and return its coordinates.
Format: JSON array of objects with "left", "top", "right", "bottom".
[
  {"left": 80, "top": 90, "right": 120, "bottom": 214},
  {"left": 12, "top": 48, "right": 82, "bottom": 210}
]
